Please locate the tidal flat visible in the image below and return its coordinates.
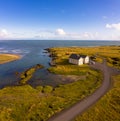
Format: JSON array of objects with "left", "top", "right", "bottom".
[{"left": 0, "top": 54, "right": 21, "bottom": 64}]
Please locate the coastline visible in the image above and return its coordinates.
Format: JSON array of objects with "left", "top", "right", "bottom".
[
  {"left": 0, "top": 45, "right": 119, "bottom": 121},
  {"left": 0, "top": 53, "right": 21, "bottom": 64}
]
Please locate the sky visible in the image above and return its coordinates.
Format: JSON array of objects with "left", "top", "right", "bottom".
[{"left": 0, "top": 0, "right": 120, "bottom": 40}]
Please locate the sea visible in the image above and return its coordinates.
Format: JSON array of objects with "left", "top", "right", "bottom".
[{"left": 0, "top": 40, "right": 120, "bottom": 88}]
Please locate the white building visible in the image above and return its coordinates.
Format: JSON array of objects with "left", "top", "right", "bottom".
[{"left": 69, "top": 54, "right": 89, "bottom": 65}]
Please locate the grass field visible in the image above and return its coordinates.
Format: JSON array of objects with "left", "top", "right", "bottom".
[
  {"left": 48, "top": 46, "right": 120, "bottom": 121},
  {"left": 0, "top": 70, "right": 101, "bottom": 121},
  {"left": 74, "top": 75, "right": 120, "bottom": 121},
  {"left": 48, "top": 46, "right": 120, "bottom": 69},
  {"left": 0, "top": 47, "right": 103, "bottom": 121},
  {"left": 0, "top": 54, "right": 21, "bottom": 64},
  {"left": 0, "top": 46, "right": 119, "bottom": 121}
]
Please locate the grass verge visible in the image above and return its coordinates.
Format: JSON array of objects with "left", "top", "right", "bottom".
[{"left": 74, "top": 75, "right": 120, "bottom": 121}]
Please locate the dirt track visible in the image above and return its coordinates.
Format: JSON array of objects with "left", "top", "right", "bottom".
[{"left": 48, "top": 60, "right": 120, "bottom": 121}]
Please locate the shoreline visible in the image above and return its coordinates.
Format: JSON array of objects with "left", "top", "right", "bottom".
[
  {"left": 0, "top": 53, "right": 21, "bottom": 64},
  {"left": 0, "top": 45, "right": 119, "bottom": 120}
]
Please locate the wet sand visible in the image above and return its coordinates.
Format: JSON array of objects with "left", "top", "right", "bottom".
[{"left": 0, "top": 54, "right": 21, "bottom": 64}]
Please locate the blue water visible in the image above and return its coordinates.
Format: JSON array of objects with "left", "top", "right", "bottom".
[{"left": 0, "top": 40, "right": 120, "bottom": 88}]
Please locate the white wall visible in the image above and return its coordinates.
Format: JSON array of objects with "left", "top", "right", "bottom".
[
  {"left": 78, "top": 58, "right": 84, "bottom": 65},
  {"left": 84, "top": 56, "right": 89, "bottom": 64},
  {"left": 69, "top": 56, "right": 89, "bottom": 65}
]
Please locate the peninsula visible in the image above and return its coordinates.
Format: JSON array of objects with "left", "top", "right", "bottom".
[{"left": 0, "top": 54, "right": 21, "bottom": 64}]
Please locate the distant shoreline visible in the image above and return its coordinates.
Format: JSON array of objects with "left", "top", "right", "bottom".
[{"left": 0, "top": 54, "right": 21, "bottom": 64}]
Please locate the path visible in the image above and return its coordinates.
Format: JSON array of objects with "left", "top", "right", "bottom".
[{"left": 48, "top": 60, "right": 120, "bottom": 121}]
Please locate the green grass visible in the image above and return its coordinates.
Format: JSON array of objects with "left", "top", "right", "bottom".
[
  {"left": 53, "top": 72, "right": 102, "bottom": 105},
  {"left": 74, "top": 75, "right": 120, "bottom": 121},
  {"left": 48, "top": 65, "right": 93, "bottom": 75},
  {"left": 48, "top": 46, "right": 120, "bottom": 121},
  {"left": 0, "top": 70, "right": 101, "bottom": 121},
  {"left": 19, "top": 64, "right": 44, "bottom": 85},
  {"left": 0, "top": 49, "right": 102, "bottom": 121},
  {"left": 48, "top": 47, "right": 99, "bottom": 76},
  {"left": 48, "top": 46, "right": 120, "bottom": 69},
  {"left": 2, "top": 46, "right": 118, "bottom": 121}
]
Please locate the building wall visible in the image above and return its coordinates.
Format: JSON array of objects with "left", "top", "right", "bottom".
[
  {"left": 84, "top": 56, "right": 89, "bottom": 64},
  {"left": 78, "top": 58, "right": 84, "bottom": 65},
  {"left": 69, "top": 58, "right": 79, "bottom": 65},
  {"left": 69, "top": 56, "right": 89, "bottom": 65},
  {"left": 69, "top": 58, "right": 84, "bottom": 65}
]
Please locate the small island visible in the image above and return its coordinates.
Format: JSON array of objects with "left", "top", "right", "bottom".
[
  {"left": 19, "top": 64, "right": 44, "bottom": 85},
  {"left": 0, "top": 54, "right": 21, "bottom": 64}
]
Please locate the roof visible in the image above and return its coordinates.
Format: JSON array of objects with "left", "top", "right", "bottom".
[{"left": 69, "top": 54, "right": 87, "bottom": 60}]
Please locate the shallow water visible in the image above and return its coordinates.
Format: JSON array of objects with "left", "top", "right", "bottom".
[{"left": 0, "top": 40, "right": 120, "bottom": 88}]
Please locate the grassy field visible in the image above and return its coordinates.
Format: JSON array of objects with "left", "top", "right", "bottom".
[
  {"left": 48, "top": 64, "right": 95, "bottom": 76},
  {"left": 48, "top": 46, "right": 120, "bottom": 121},
  {"left": 74, "top": 75, "right": 120, "bottom": 121},
  {"left": 0, "top": 70, "right": 101, "bottom": 121},
  {"left": 0, "top": 47, "right": 103, "bottom": 121},
  {"left": 0, "top": 46, "right": 119, "bottom": 121},
  {"left": 0, "top": 54, "right": 21, "bottom": 64},
  {"left": 48, "top": 46, "right": 120, "bottom": 69}
]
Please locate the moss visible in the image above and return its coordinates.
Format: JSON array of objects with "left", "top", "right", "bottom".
[
  {"left": 36, "top": 86, "right": 43, "bottom": 92},
  {"left": 42, "top": 86, "right": 53, "bottom": 93}
]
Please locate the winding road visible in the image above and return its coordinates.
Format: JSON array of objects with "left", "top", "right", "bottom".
[{"left": 48, "top": 60, "right": 120, "bottom": 121}]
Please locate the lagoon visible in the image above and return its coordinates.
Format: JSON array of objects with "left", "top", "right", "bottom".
[{"left": 0, "top": 40, "right": 120, "bottom": 88}]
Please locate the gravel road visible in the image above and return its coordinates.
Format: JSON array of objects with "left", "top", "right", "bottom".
[{"left": 48, "top": 60, "right": 120, "bottom": 121}]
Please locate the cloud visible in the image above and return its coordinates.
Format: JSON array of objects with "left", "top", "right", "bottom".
[
  {"left": 83, "top": 32, "right": 90, "bottom": 38},
  {"left": 0, "top": 28, "right": 100, "bottom": 40},
  {"left": 0, "top": 29, "right": 8, "bottom": 37},
  {"left": 111, "top": 34, "right": 120, "bottom": 40},
  {"left": 71, "top": 32, "right": 99, "bottom": 40},
  {"left": 106, "top": 23, "right": 120, "bottom": 31},
  {"left": 1, "top": 27, "right": 119, "bottom": 40},
  {"left": 55, "top": 28, "right": 66, "bottom": 35},
  {"left": 17, "top": 29, "right": 99, "bottom": 40}
]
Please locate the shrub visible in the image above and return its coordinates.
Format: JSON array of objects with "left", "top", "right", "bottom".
[
  {"left": 42, "top": 86, "right": 53, "bottom": 93},
  {"left": 36, "top": 86, "right": 43, "bottom": 92}
]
